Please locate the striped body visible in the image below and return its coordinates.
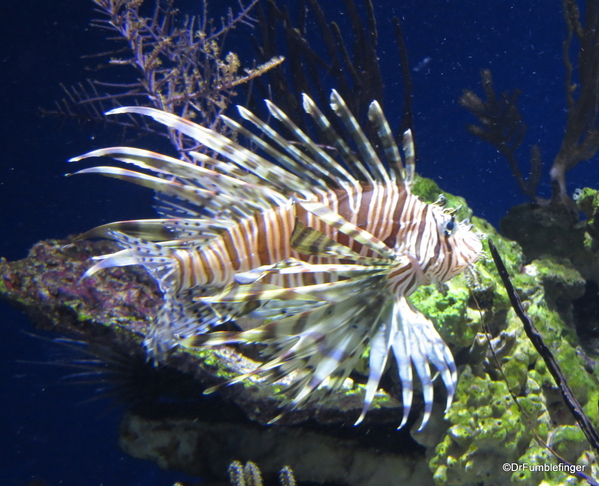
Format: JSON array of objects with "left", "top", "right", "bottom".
[
  {"left": 171, "top": 183, "right": 403, "bottom": 291},
  {"left": 71, "top": 90, "right": 482, "bottom": 429},
  {"left": 167, "top": 181, "right": 476, "bottom": 299}
]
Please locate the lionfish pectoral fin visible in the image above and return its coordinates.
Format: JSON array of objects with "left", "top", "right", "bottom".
[
  {"left": 266, "top": 413, "right": 285, "bottom": 425},
  {"left": 202, "top": 362, "right": 274, "bottom": 396},
  {"left": 197, "top": 281, "right": 321, "bottom": 305},
  {"left": 184, "top": 263, "right": 390, "bottom": 422},
  {"left": 393, "top": 296, "right": 457, "bottom": 431},
  {"left": 390, "top": 321, "right": 414, "bottom": 429},
  {"left": 191, "top": 223, "right": 396, "bottom": 423},
  {"left": 354, "top": 299, "right": 395, "bottom": 426},
  {"left": 199, "top": 225, "right": 394, "bottom": 422}
]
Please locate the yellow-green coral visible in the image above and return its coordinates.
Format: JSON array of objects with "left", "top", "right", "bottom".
[
  {"left": 429, "top": 230, "right": 599, "bottom": 486},
  {"left": 411, "top": 275, "right": 479, "bottom": 348},
  {"left": 430, "top": 368, "right": 545, "bottom": 485}
]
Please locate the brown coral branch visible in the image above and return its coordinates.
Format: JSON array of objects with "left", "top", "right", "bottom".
[
  {"left": 46, "top": 0, "right": 283, "bottom": 153},
  {"left": 460, "top": 69, "right": 541, "bottom": 201},
  {"left": 550, "top": 0, "right": 599, "bottom": 214},
  {"left": 393, "top": 17, "right": 414, "bottom": 143},
  {"left": 250, "top": 0, "right": 413, "bottom": 156}
]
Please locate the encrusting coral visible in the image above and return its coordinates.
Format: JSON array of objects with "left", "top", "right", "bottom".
[{"left": 428, "top": 225, "right": 599, "bottom": 485}]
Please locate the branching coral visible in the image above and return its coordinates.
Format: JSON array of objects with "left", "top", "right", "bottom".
[
  {"left": 459, "top": 70, "right": 542, "bottom": 203},
  {"left": 461, "top": 0, "right": 599, "bottom": 217},
  {"left": 44, "top": 0, "right": 284, "bottom": 150},
  {"left": 250, "top": 0, "right": 413, "bottom": 142},
  {"left": 553, "top": 0, "right": 599, "bottom": 213}
]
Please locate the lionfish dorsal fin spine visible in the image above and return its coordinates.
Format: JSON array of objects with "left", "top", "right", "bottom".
[
  {"left": 367, "top": 100, "right": 405, "bottom": 183},
  {"left": 301, "top": 93, "right": 373, "bottom": 183},
  {"left": 329, "top": 90, "right": 391, "bottom": 185},
  {"left": 69, "top": 166, "right": 221, "bottom": 203},
  {"left": 402, "top": 129, "right": 416, "bottom": 189},
  {"left": 107, "top": 106, "right": 308, "bottom": 196},
  {"left": 220, "top": 113, "right": 324, "bottom": 190},
  {"left": 264, "top": 99, "right": 358, "bottom": 187}
]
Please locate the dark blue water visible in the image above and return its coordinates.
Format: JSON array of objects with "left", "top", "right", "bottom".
[{"left": 0, "top": 1, "right": 585, "bottom": 484}]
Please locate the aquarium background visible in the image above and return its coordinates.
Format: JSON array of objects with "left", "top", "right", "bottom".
[{"left": 0, "top": 1, "right": 588, "bottom": 485}]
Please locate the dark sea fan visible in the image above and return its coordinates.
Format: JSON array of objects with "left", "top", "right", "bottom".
[{"left": 29, "top": 335, "right": 207, "bottom": 411}]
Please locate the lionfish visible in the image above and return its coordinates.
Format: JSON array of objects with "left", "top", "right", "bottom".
[{"left": 69, "top": 90, "right": 482, "bottom": 429}]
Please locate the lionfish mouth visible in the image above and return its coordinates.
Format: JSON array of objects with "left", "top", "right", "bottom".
[{"left": 70, "top": 89, "right": 481, "bottom": 429}]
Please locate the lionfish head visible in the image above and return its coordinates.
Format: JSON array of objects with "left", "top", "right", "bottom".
[{"left": 439, "top": 214, "right": 483, "bottom": 282}]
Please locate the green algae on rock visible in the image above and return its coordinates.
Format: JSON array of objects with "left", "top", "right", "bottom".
[{"left": 428, "top": 235, "right": 599, "bottom": 485}]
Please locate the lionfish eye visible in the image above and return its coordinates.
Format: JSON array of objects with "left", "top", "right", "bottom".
[{"left": 443, "top": 215, "right": 456, "bottom": 238}]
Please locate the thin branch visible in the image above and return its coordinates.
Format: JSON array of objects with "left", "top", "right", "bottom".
[
  {"left": 550, "top": 0, "right": 599, "bottom": 213},
  {"left": 488, "top": 238, "right": 599, "bottom": 457}
]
